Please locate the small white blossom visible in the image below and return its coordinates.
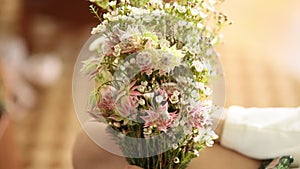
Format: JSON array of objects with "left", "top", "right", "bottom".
[
  {"left": 109, "top": 0, "right": 117, "bottom": 6},
  {"left": 143, "top": 92, "right": 154, "bottom": 99},
  {"left": 195, "top": 82, "right": 205, "bottom": 90},
  {"left": 191, "top": 90, "right": 199, "bottom": 98},
  {"left": 204, "top": 86, "right": 213, "bottom": 95},
  {"left": 199, "top": 11, "right": 208, "bottom": 18},
  {"left": 141, "top": 81, "right": 148, "bottom": 86},
  {"left": 137, "top": 85, "right": 145, "bottom": 92},
  {"left": 129, "top": 58, "right": 136, "bottom": 64},
  {"left": 138, "top": 99, "right": 145, "bottom": 105},
  {"left": 172, "top": 143, "right": 179, "bottom": 150},
  {"left": 91, "top": 24, "right": 106, "bottom": 34},
  {"left": 197, "top": 23, "right": 204, "bottom": 29},
  {"left": 164, "top": 3, "right": 170, "bottom": 9},
  {"left": 174, "top": 157, "right": 180, "bottom": 164},
  {"left": 173, "top": 90, "right": 180, "bottom": 96},
  {"left": 159, "top": 39, "right": 170, "bottom": 49},
  {"left": 192, "top": 60, "right": 204, "bottom": 72},
  {"left": 190, "top": 8, "right": 199, "bottom": 16},
  {"left": 155, "top": 95, "right": 164, "bottom": 103},
  {"left": 193, "top": 149, "right": 200, "bottom": 157},
  {"left": 170, "top": 95, "right": 179, "bottom": 104},
  {"left": 176, "top": 5, "right": 187, "bottom": 13}
]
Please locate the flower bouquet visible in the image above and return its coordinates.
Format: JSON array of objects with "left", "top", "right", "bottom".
[{"left": 77, "top": 0, "right": 229, "bottom": 168}]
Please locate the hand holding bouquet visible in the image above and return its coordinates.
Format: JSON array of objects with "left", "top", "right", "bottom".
[{"left": 77, "top": 0, "right": 230, "bottom": 168}]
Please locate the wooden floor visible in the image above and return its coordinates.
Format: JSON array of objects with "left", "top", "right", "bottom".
[{"left": 1, "top": 0, "right": 299, "bottom": 169}]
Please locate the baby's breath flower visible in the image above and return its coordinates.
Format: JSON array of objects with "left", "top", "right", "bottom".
[
  {"left": 193, "top": 149, "right": 200, "bottom": 157},
  {"left": 173, "top": 90, "right": 180, "bottom": 96},
  {"left": 174, "top": 157, "right": 180, "bottom": 164},
  {"left": 159, "top": 39, "right": 170, "bottom": 49},
  {"left": 137, "top": 85, "right": 145, "bottom": 92},
  {"left": 172, "top": 143, "right": 179, "bottom": 150},
  {"left": 138, "top": 99, "right": 145, "bottom": 105},
  {"left": 164, "top": 3, "right": 171, "bottom": 9},
  {"left": 91, "top": 24, "right": 106, "bottom": 34},
  {"left": 204, "top": 86, "right": 213, "bottom": 95},
  {"left": 155, "top": 95, "right": 164, "bottom": 103},
  {"left": 192, "top": 60, "right": 204, "bottom": 72},
  {"left": 190, "top": 8, "right": 199, "bottom": 16},
  {"left": 141, "top": 81, "right": 148, "bottom": 86},
  {"left": 191, "top": 90, "right": 199, "bottom": 98},
  {"left": 176, "top": 5, "right": 187, "bottom": 13},
  {"left": 129, "top": 58, "right": 136, "bottom": 64},
  {"left": 195, "top": 82, "right": 204, "bottom": 90},
  {"left": 197, "top": 23, "right": 205, "bottom": 29},
  {"left": 108, "top": 0, "right": 117, "bottom": 7},
  {"left": 170, "top": 95, "right": 179, "bottom": 104}
]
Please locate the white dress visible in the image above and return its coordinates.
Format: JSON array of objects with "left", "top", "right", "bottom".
[{"left": 221, "top": 106, "right": 300, "bottom": 168}]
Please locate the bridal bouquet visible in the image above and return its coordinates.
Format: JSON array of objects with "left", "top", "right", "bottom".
[{"left": 80, "top": 0, "right": 229, "bottom": 168}]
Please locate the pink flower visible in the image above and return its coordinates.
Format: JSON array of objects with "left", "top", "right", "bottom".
[
  {"left": 98, "top": 89, "right": 115, "bottom": 112},
  {"left": 141, "top": 103, "right": 177, "bottom": 132},
  {"left": 188, "top": 103, "right": 212, "bottom": 130},
  {"left": 116, "top": 81, "right": 141, "bottom": 117},
  {"left": 117, "top": 95, "right": 138, "bottom": 117}
]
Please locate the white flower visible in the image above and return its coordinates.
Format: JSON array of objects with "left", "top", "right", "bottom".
[
  {"left": 155, "top": 95, "right": 164, "bottom": 103},
  {"left": 199, "top": 11, "right": 208, "bottom": 18},
  {"left": 203, "top": 129, "right": 219, "bottom": 147},
  {"left": 164, "top": 3, "right": 170, "bottom": 9},
  {"left": 109, "top": 0, "right": 117, "bottom": 6},
  {"left": 130, "top": 7, "right": 150, "bottom": 15},
  {"left": 150, "top": 0, "right": 163, "bottom": 3},
  {"left": 173, "top": 90, "right": 180, "bottom": 96},
  {"left": 170, "top": 95, "right": 179, "bottom": 104},
  {"left": 174, "top": 157, "right": 180, "bottom": 164},
  {"left": 172, "top": 143, "right": 179, "bottom": 150},
  {"left": 129, "top": 58, "right": 136, "bottom": 64},
  {"left": 190, "top": 8, "right": 199, "bottom": 16},
  {"left": 138, "top": 99, "right": 145, "bottom": 105},
  {"left": 193, "top": 134, "right": 201, "bottom": 142},
  {"left": 193, "top": 149, "right": 200, "bottom": 157},
  {"left": 204, "top": 86, "right": 213, "bottom": 95},
  {"left": 197, "top": 23, "right": 204, "bottom": 29},
  {"left": 137, "top": 85, "right": 145, "bottom": 92},
  {"left": 195, "top": 82, "right": 204, "bottom": 90},
  {"left": 191, "top": 90, "right": 199, "bottom": 99},
  {"left": 91, "top": 24, "right": 106, "bottom": 34},
  {"left": 159, "top": 39, "right": 170, "bottom": 49},
  {"left": 176, "top": 5, "right": 187, "bottom": 13},
  {"left": 192, "top": 60, "right": 204, "bottom": 72},
  {"left": 143, "top": 92, "right": 154, "bottom": 99},
  {"left": 202, "top": 2, "right": 215, "bottom": 11},
  {"left": 141, "top": 81, "right": 148, "bottom": 86}
]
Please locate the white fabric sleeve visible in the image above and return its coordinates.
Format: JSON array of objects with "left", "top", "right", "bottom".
[{"left": 220, "top": 106, "right": 300, "bottom": 167}]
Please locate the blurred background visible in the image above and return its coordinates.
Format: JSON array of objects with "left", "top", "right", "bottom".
[{"left": 0, "top": 0, "right": 299, "bottom": 169}]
